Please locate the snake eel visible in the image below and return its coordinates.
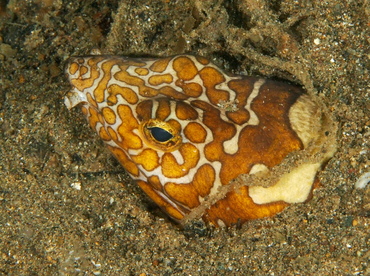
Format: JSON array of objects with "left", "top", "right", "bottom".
[{"left": 65, "top": 54, "right": 336, "bottom": 227}]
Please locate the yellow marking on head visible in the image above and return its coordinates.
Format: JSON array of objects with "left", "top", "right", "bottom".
[
  {"left": 68, "top": 62, "right": 79, "bottom": 75},
  {"left": 116, "top": 105, "right": 142, "bottom": 150},
  {"left": 199, "top": 67, "right": 229, "bottom": 105},
  {"left": 184, "top": 122, "right": 207, "bottom": 143},
  {"left": 148, "top": 74, "right": 173, "bottom": 86},
  {"left": 81, "top": 106, "right": 88, "bottom": 116},
  {"left": 166, "top": 119, "right": 182, "bottom": 133},
  {"left": 161, "top": 143, "right": 200, "bottom": 178},
  {"left": 115, "top": 67, "right": 159, "bottom": 97},
  {"left": 175, "top": 102, "right": 198, "bottom": 120},
  {"left": 165, "top": 164, "right": 215, "bottom": 208},
  {"left": 107, "top": 84, "right": 138, "bottom": 105},
  {"left": 86, "top": 93, "right": 98, "bottom": 109},
  {"left": 135, "top": 68, "right": 149, "bottom": 76},
  {"left": 175, "top": 80, "right": 203, "bottom": 97},
  {"left": 107, "top": 126, "right": 118, "bottom": 141},
  {"left": 124, "top": 60, "right": 147, "bottom": 67},
  {"left": 136, "top": 100, "right": 153, "bottom": 122},
  {"left": 87, "top": 107, "right": 100, "bottom": 130},
  {"left": 148, "top": 175, "right": 163, "bottom": 191},
  {"left": 131, "top": 148, "right": 160, "bottom": 171},
  {"left": 195, "top": 56, "right": 210, "bottom": 65},
  {"left": 149, "top": 57, "right": 172, "bottom": 72},
  {"left": 69, "top": 57, "right": 105, "bottom": 91},
  {"left": 202, "top": 122, "right": 236, "bottom": 160},
  {"left": 94, "top": 59, "right": 118, "bottom": 103},
  {"left": 98, "top": 112, "right": 105, "bottom": 125},
  {"left": 101, "top": 107, "right": 116, "bottom": 125},
  {"left": 226, "top": 109, "right": 250, "bottom": 125},
  {"left": 79, "top": 65, "right": 88, "bottom": 76},
  {"left": 173, "top": 56, "right": 198, "bottom": 81},
  {"left": 98, "top": 126, "right": 111, "bottom": 141},
  {"left": 228, "top": 79, "right": 254, "bottom": 100},
  {"left": 107, "top": 145, "right": 139, "bottom": 176},
  {"left": 156, "top": 99, "right": 171, "bottom": 120},
  {"left": 158, "top": 86, "right": 188, "bottom": 100}
]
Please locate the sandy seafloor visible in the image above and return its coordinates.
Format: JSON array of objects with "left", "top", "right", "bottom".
[{"left": 0, "top": 0, "right": 369, "bottom": 275}]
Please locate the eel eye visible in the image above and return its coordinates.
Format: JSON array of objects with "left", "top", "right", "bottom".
[
  {"left": 141, "top": 119, "right": 182, "bottom": 151},
  {"left": 148, "top": 127, "right": 173, "bottom": 142}
]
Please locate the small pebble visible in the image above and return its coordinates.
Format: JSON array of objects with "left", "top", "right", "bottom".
[{"left": 355, "top": 172, "right": 370, "bottom": 189}]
